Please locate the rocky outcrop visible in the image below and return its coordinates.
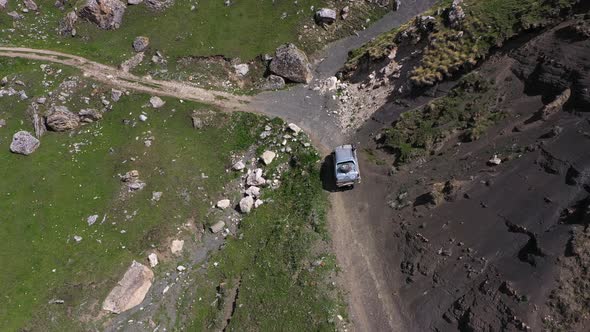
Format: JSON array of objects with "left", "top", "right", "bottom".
[
  {"left": 132, "top": 36, "right": 149, "bottom": 52},
  {"left": 269, "top": 44, "right": 313, "bottom": 84},
  {"left": 46, "top": 106, "right": 80, "bottom": 132},
  {"left": 59, "top": 11, "right": 78, "bottom": 36},
  {"left": 10, "top": 131, "right": 40, "bottom": 155},
  {"left": 79, "top": 0, "right": 126, "bottom": 30},
  {"left": 261, "top": 75, "right": 285, "bottom": 90},
  {"left": 102, "top": 261, "right": 154, "bottom": 314}
]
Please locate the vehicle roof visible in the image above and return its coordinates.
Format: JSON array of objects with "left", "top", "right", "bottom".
[{"left": 335, "top": 145, "right": 355, "bottom": 163}]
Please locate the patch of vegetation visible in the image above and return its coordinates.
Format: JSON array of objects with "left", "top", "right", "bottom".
[
  {"left": 0, "top": 58, "right": 265, "bottom": 330},
  {"left": 345, "top": 0, "right": 578, "bottom": 84},
  {"left": 182, "top": 134, "right": 345, "bottom": 330},
  {"left": 382, "top": 73, "right": 502, "bottom": 164}
]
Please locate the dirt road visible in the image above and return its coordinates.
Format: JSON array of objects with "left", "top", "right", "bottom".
[{"left": 0, "top": 2, "right": 436, "bottom": 330}]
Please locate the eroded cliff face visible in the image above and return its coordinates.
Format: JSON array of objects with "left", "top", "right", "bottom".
[{"left": 346, "top": 10, "right": 590, "bottom": 332}]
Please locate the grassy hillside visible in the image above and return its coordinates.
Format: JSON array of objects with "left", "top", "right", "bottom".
[
  {"left": 0, "top": 58, "right": 341, "bottom": 330},
  {"left": 345, "top": 0, "right": 578, "bottom": 85}
]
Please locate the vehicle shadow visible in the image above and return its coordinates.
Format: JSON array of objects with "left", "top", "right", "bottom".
[{"left": 320, "top": 154, "right": 353, "bottom": 193}]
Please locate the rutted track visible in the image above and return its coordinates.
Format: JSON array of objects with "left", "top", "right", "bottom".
[{"left": 0, "top": 47, "right": 250, "bottom": 109}]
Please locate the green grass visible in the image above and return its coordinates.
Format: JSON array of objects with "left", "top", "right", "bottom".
[
  {"left": 1, "top": 0, "right": 326, "bottom": 63},
  {"left": 382, "top": 73, "right": 502, "bottom": 164},
  {"left": 0, "top": 58, "right": 266, "bottom": 330},
  {"left": 345, "top": 0, "right": 579, "bottom": 84}
]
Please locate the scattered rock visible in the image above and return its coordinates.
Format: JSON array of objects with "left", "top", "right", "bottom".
[
  {"left": 191, "top": 113, "right": 203, "bottom": 129},
  {"left": 78, "top": 108, "right": 102, "bottom": 123},
  {"left": 340, "top": 6, "right": 350, "bottom": 20},
  {"left": 87, "top": 214, "right": 99, "bottom": 226},
  {"left": 0, "top": 0, "right": 7, "bottom": 10},
  {"left": 210, "top": 220, "right": 225, "bottom": 233},
  {"left": 234, "top": 63, "right": 249, "bottom": 76},
  {"left": 176, "top": 265, "right": 186, "bottom": 272},
  {"left": 315, "top": 8, "right": 336, "bottom": 25},
  {"left": 132, "top": 36, "right": 149, "bottom": 52},
  {"left": 79, "top": 0, "right": 126, "bottom": 30},
  {"left": 151, "top": 191, "right": 162, "bottom": 202},
  {"left": 269, "top": 44, "right": 313, "bottom": 83},
  {"left": 120, "top": 52, "right": 144, "bottom": 72},
  {"left": 73, "top": 235, "right": 83, "bottom": 243},
  {"left": 149, "top": 96, "right": 165, "bottom": 108},
  {"left": 170, "top": 239, "right": 184, "bottom": 255},
  {"left": 216, "top": 199, "right": 231, "bottom": 209},
  {"left": 127, "top": 0, "right": 142, "bottom": 4},
  {"left": 261, "top": 75, "right": 285, "bottom": 90},
  {"left": 7, "top": 11, "right": 23, "bottom": 20},
  {"left": 261, "top": 150, "right": 276, "bottom": 165},
  {"left": 139, "top": 114, "right": 148, "bottom": 122},
  {"left": 121, "top": 170, "right": 146, "bottom": 191},
  {"left": 102, "top": 261, "right": 153, "bottom": 314},
  {"left": 144, "top": 0, "right": 173, "bottom": 10},
  {"left": 255, "top": 199, "right": 263, "bottom": 208},
  {"left": 287, "top": 123, "right": 302, "bottom": 135},
  {"left": 232, "top": 160, "right": 245, "bottom": 171},
  {"left": 111, "top": 89, "right": 123, "bottom": 101},
  {"left": 245, "top": 186, "right": 260, "bottom": 198},
  {"left": 0, "top": 119, "right": 5, "bottom": 127},
  {"left": 46, "top": 106, "right": 80, "bottom": 132},
  {"left": 9, "top": 131, "right": 40, "bottom": 155},
  {"left": 446, "top": 0, "right": 465, "bottom": 28},
  {"left": 239, "top": 196, "right": 254, "bottom": 214},
  {"left": 148, "top": 253, "right": 158, "bottom": 267},
  {"left": 23, "top": 0, "right": 38, "bottom": 11},
  {"left": 247, "top": 168, "right": 266, "bottom": 186},
  {"left": 488, "top": 155, "right": 502, "bottom": 166}
]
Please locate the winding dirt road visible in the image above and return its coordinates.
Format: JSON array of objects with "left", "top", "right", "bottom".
[{"left": 0, "top": 2, "right": 435, "bottom": 330}]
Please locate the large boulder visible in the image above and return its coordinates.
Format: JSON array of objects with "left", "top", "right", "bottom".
[
  {"left": 132, "top": 36, "right": 149, "bottom": 52},
  {"left": 46, "top": 106, "right": 80, "bottom": 132},
  {"left": 269, "top": 44, "right": 313, "bottom": 84},
  {"left": 10, "top": 131, "right": 40, "bottom": 155},
  {"left": 239, "top": 196, "right": 254, "bottom": 214},
  {"left": 102, "top": 261, "right": 154, "bottom": 314},
  {"left": 79, "top": 0, "right": 126, "bottom": 30},
  {"left": 315, "top": 8, "right": 336, "bottom": 24}
]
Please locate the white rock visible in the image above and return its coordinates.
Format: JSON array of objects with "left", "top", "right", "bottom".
[
  {"left": 239, "top": 196, "right": 254, "bottom": 214},
  {"left": 488, "top": 155, "right": 502, "bottom": 166},
  {"left": 232, "top": 160, "right": 245, "bottom": 171},
  {"left": 176, "top": 265, "right": 186, "bottom": 272},
  {"left": 216, "top": 199, "right": 231, "bottom": 209},
  {"left": 261, "top": 150, "right": 276, "bottom": 165},
  {"left": 210, "top": 220, "right": 225, "bottom": 233},
  {"left": 102, "top": 261, "right": 154, "bottom": 314},
  {"left": 255, "top": 199, "right": 264, "bottom": 208},
  {"left": 247, "top": 168, "right": 266, "bottom": 186},
  {"left": 73, "top": 235, "right": 83, "bottom": 243},
  {"left": 139, "top": 114, "right": 148, "bottom": 122},
  {"left": 87, "top": 214, "right": 99, "bottom": 226},
  {"left": 245, "top": 186, "right": 260, "bottom": 198},
  {"left": 287, "top": 123, "right": 302, "bottom": 135},
  {"left": 151, "top": 191, "right": 162, "bottom": 202},
  {"left": 149, "top": 96, "right": 165, "bottom": 108},
  {"left": 170, "top": 239, "right": 184, "bottom": 255},
  {"left": 148, "top": 253, "right": 158, "bottom": 267},
  {"left": 234, "top": 64, "right": 249, "bottom": 76}
]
